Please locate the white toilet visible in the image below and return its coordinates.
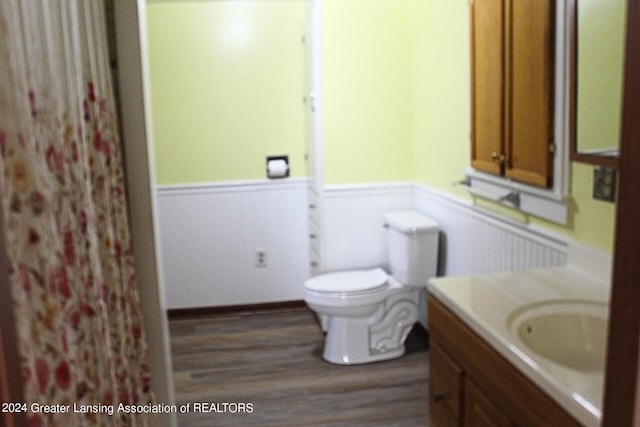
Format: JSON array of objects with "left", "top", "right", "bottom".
[{"left": 304, "top": 210, "right": 439, "bottom": 365}]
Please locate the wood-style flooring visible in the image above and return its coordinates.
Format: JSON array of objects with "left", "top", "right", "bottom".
[{"left": 169, "top": 306, "right": 430, "bottom": 426}]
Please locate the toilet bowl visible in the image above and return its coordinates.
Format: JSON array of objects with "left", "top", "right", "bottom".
[{"left": 304, "top": 210, "right": 439, "bottom": 365}]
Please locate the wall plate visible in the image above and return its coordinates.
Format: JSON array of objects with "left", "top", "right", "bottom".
[{"left": 593, "top": 166, "right": 617, "bottom": 202}]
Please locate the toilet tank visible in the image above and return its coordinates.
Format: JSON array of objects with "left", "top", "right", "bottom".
[{"left": 384, "top": 210, "right": 439, "bottom": 287}]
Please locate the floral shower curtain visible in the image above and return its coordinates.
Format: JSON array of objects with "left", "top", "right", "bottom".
[{"left": 0, "top": 1, "right": 155, "bottom": 426}]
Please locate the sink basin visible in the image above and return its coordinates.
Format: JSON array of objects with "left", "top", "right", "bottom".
[{"left": 507, "top": 300, "right": 608, "bottom": 372}]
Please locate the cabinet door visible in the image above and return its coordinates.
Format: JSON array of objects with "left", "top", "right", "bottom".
[
  {"left": 506, "top": 0, "right": 554, "bottom": 187},
  {"left": 430, "top": 343, "right": 464, "bottom": 427},
  {"left": 470, "top": 0, "right": 504, "bottom": 176},
  {"left": 471, "top": 0, "right": 554, "bottom": 188},
  {"left": 464, "top": 380, "right": 514, "bottom": 427}
]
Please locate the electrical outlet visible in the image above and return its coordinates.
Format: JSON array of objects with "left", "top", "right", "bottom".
[{"left": 255, "top": 249, "right": 267, "bottom": 268}]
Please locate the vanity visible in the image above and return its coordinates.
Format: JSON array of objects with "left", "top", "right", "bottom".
[{"left": 427, "top": 247, "right": 610, "bottom": 426}]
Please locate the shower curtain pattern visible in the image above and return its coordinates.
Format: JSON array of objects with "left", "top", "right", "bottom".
[{"left": 0, "top": 1, "right": 154, "bottom": 426}]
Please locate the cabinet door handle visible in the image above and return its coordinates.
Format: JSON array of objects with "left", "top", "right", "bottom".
[
  {"left": 491, "top": 152, "right": 507, "bottom": 163},
  {"left": 432, "top": 392, "right": 446, "bottom": 403}
]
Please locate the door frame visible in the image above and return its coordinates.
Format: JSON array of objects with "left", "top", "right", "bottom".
[{"left": 602, "top": 0, "right": 640, "bottom": 424}]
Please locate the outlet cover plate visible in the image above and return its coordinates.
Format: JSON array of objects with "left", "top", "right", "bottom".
[{"left": 593, "top": 166, "right": 617, "bottom": 202}]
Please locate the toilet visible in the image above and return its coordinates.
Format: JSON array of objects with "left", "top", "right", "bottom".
[{"left": 304, "top": 210, "right": 439, "bottom": 365}]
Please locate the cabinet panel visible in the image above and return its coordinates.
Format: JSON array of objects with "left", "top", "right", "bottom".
[
  {"left": 470, "top": 0, "right": 555, "bottom": 188},
  {"left": 471, "top": 0, "right": 504, "bottom": 176},
  {"left": 506, "top": 0, "right": 554, "bottom": 187},
  {"left": 464, "top": 380, "right": 514, "bottom": 427},
  {"left": 430, "top": 343, "right": 463, "bottom": 427}
]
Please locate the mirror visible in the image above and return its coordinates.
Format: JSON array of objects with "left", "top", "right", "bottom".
[{"left": 571, "top": 0, "right": 626, "bottom": 167}]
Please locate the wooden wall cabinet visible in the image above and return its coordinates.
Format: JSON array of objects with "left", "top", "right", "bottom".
[
  {"left": 428, "top": 295, "right": 582, "bottom": 427},
  {"left": 470, "top": 0, "right": 555, "bottom": 188}
]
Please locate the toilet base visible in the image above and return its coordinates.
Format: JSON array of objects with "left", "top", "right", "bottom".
[
  {"left": 319, "top": 290, "right": 422, "bottom": 365},
  {"left": 323, "top": 316, "right": 406, "bottom": 364}
]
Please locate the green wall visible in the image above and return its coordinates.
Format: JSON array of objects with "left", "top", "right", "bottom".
[
  {"left": 147, "top": 0, "right": 620, "bottom": 251},
  {"left": 147, "top": 0, "right": 307, "bottom": 184},
  {"left": 408, "top": 0, "right": 618, "bottom": 251},
  {"left": 409, "top": 0, "right": 469, "bottom": 192},
  {"left": 321, "top": 0, "right": 414, "bottom": 184},
  {"left": 321, "top": 0, "right": 617, "bottom": 250}
]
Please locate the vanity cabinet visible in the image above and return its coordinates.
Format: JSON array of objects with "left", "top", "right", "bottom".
[
  {"left": 428, "top": 295, "right": 582, "bottom": 427},
  {"left": 430, "top": 344, "right": 463, "bottom": 426},
  {"left": 464, "top": 380, "right": 513, "bottom": 427},
  {"left": 470, "top": 0, "right": 555, "bottom": 188}
]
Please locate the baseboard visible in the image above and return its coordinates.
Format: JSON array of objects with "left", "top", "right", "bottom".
[{"left": 167, "top": 300, "right": 308, "bottom": 320}]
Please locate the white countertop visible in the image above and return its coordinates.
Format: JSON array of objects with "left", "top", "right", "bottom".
[{"left": 428, "top": 265, "right": 610, "bottom": 427}]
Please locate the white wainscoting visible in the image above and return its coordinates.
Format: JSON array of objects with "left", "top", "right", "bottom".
[
  {"left": 322, "top": 183, "right": 414, "bottom": 272},
  {"left": 156, "top": 179, "right": 310, "bottom": 309},
  {"left": 156, "top": 180, "right": 569, "bottom": 309},
  {"left": 414, "top": 185, "right": 568, "bottom": 276},
  {"left": 321, "top": 183, "right": 567, "bottom": 277}
]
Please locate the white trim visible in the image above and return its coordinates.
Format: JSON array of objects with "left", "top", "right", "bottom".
[
  {"left": 555, "top": 0, "right": 573, "bottom": 197},
  {"left": 324, "top": 182, "right": 415, "bottom": 198},
  {"left": 115, "top": 0, "right": 176, "bottom": 424},
  {"left": 156, "top": 177, "right": 309, "bottom": 196},
  {"left": 307, "top": 0, "right": 324, "bottom": 195},
  {"left": 463, "top": 169, "right": 570, "bottom": 225},
  {"left": 465, "top": 168, "right": 566, "bottom": 203}
]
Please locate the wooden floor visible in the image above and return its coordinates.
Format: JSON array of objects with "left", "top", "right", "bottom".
[{"left": 169, "top": 307, "right": 430, "bottom": 426}]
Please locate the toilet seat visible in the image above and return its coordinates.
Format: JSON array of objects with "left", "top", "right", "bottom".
[{"left": 304, "top": 268, "right": 389, "bottom": 294}]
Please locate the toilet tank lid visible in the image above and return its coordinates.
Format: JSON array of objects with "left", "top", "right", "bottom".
[
  {"left": 304, "top": 268, "right": 389, "bottom": 293},
  {"left": 384, "top": 210, "right": 439, "bottom": 234}
]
